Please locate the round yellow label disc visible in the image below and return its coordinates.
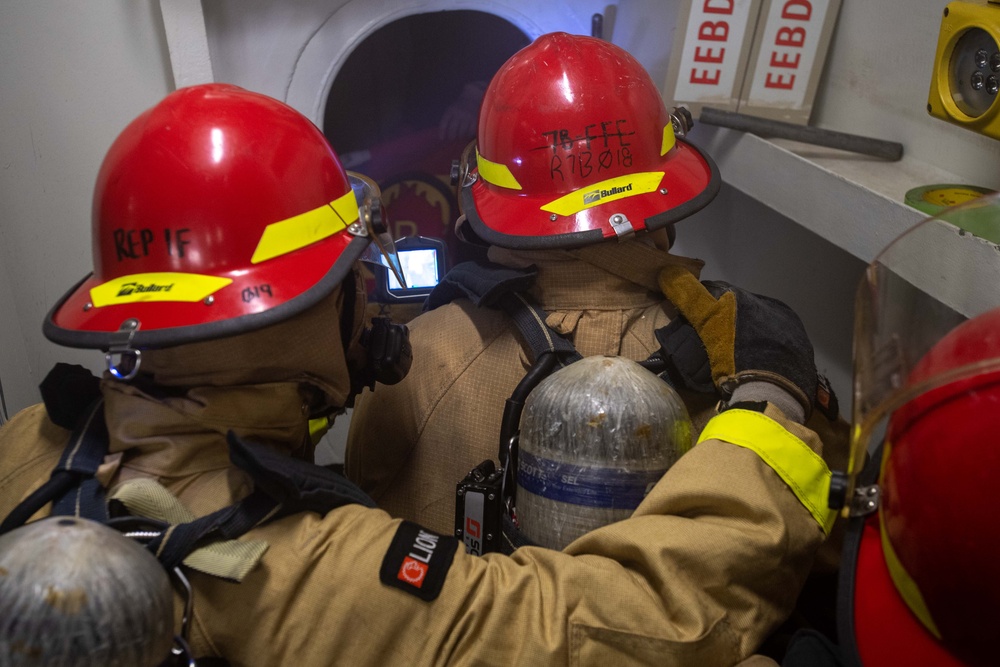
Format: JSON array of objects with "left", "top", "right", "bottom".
[{"left": 905, "top": 184, "right": 995, "bottom": 215}]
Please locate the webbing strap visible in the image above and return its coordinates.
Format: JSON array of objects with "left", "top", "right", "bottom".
[
  {"left": 1, "top": 404, "right": 374, "bottom": 578},
  {"left": 497, "top": 291, "right": 581, "bottom": 364},
  {"left": 698, "top": 409, "right": 835, "bottom": 533},
  {"left": 228, "top": 432, "right": 377, "bottom": 511},
  {"left": 427, "top": 260, "right": 581, "bottom": 365},
  {"left": 425, "top": 261, "right": 537, "bottom": 311},
  {"left": 147, "top": 489, "right": 280, "bottom": 572},
  {"left": 111, "top": 478, "right": 270, "bottom": 581},
  {"left": 0, "top": 399, "right": 110, "bottom": 534},
  {"left": 49, "top": 399, "right": 110, "bottom": 523},
  {"left": 148, "top": 433, "right": 376, "bottom": 572}
]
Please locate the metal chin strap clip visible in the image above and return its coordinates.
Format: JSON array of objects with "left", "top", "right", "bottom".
[
  {"left": 609, "top": 213, "right": 636, "bottom": 240},
  {"left": 105, "top": 318, "right": 142, "bottom": 381}
]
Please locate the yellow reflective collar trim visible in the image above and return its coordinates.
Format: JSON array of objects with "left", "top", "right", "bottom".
[
  {"left": 661, "top": 123, "right": 676, "bottom": 156},
  {"left": 309, "top": 416, "right": 331, "bottom": 446},
  {"left": 877, "top": 440, "right": 942, "bottom": 639},
  {"left": 251, "top": 189, "right": 359, "bottom": 264},
  {"left": 476, "top": 149, "right": 522, "bottom": 190},
  {"left": 90, "top": 272, "right": 233, "bottom": 307},
  {"left": 540, "top": 172, "right": 665, "bottom": 217},
  {"left": 697, "top": 409, "right": 836, "bottom": 533}
]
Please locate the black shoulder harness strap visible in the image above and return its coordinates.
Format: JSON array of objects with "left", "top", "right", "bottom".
[
  {"left": 428, "top": 261, "right": 583, "bottom": 461},
  {"left": 428, "top": 260, "right": 582, "bottom": 365},
  {"left": 0, "top": 364, "right": 375, "bottom": 573},
  {"left": 0, "top": 396, "right": 109, "bottom": 534},
  {"left": 145, "top": 433, "right": 377, "bottom": 571}
]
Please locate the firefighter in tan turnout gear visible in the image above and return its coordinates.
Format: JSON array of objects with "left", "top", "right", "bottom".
[
  {"left": 347, "top": 31, "right": 847, "bottom": 661},
  {"left": 1, "top": 70, "right": 833, "bottom": 667}
]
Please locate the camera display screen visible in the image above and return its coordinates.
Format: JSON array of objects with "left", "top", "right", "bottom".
[
  {"left": 373, "top": 236, "right": 446, "bottom": 303},
  {"left": 389, "top": 248, "right": 441, "bottom": 291}
]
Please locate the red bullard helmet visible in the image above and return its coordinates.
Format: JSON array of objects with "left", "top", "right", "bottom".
[
  {"left": 837, "top": 193, "right": 1000, "bottom": 667},
  {"left": 44, "top": 84, "right": 400, "bottom": 362},
  {"left": 460, "top": 32, "right": 720, "bottom": 249}
]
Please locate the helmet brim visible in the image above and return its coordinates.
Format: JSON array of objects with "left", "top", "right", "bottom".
[
  {"left": 461, "top": 138, "right": 720, "bottom": 250},
  {"left": 44, "top": 233, "right": 369, "bottom": 350}
]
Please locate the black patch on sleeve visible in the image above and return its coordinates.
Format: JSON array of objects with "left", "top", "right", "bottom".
[{"left": 379, "top": 521, "right": 458, "bottom": 601}]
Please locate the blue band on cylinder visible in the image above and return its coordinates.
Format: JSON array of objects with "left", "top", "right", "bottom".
[{"left": 516, "top": 449, "right": 666, "bottom": 509}]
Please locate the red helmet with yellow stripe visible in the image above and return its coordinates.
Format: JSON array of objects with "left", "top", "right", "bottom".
[
  {"left": 461, "top": 32, "right": 720, "bottom": 249},
  {"left": 847, "top": 308, "right": 1000, "bottom": 667},
  {"left": 44, "top": 84, "right": 394, "bottom": 357},
  {"left": 836, "top": 194, "right": 1000, "bottom": 667}
]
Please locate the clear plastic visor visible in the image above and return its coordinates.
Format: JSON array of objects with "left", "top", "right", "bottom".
[{"left": 846, "top": 192, "right": 1000, "bottom": 508}]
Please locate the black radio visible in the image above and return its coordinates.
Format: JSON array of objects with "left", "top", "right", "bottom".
[{"left": 455, "top": 459, "right": 504, "bottom": 555}]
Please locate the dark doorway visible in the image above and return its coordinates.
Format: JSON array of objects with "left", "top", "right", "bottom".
[
  {"left": 324, "top": 11, "right": 528, "bottom": 270},
  {"left": 324, "top": 11, "right": 528, "bottom": 321}
]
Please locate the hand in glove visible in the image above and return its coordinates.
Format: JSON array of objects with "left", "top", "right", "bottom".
[{"left": 657, "top": 265, "right": 831, "bottom": 423}]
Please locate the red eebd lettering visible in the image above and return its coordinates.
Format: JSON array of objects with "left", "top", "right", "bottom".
[
  {"left": 781, "top": 0, "right": 812, "bottom": 21},
  {"left": 775, "top": 26, "right": 806, "bottom": 48},
  {"left": 703, "top": 0, "right": 735, "bottom": 14},
  {"left": 690, "top": 68, "right": 722, "bottom": 85},
  {"left": 764, "top": 72, "right": 796, "bottom": 89},
  {"left": 694, "top": 45, "right": 725, "bottom": 63},
  {"left": 697, "top": 21, "right": 729, "bottom": 42},
  {"left": 769, "top": 51, "right": 801, "bottom": 69}
]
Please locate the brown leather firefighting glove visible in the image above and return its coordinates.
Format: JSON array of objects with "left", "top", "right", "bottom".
[{"left": 657, "top": 264, "right": 830, "bottom": 423}]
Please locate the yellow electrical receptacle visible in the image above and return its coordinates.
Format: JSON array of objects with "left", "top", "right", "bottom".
[{"left": 928, "top": 0, "right": 1000, "bottom": 139}]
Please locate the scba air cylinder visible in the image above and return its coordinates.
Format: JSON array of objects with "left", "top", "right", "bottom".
[
  {"left": 516, "top": 356, "right": 692, "bottom": 550},
  {"left": 0, "top": 516, "right": 175, "bottom": 667}
]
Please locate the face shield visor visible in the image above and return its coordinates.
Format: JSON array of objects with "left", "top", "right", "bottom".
[
  {"left": 350, "top": 171, "right": 408, "bottom": 289},
  {"left": 833, "top": 192, "right": 1000, "bottom": 515}
]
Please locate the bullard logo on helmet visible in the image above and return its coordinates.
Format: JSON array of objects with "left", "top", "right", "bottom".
[
  {"left": 116, "top": 282, "right": 175, "bottom": 297},
  {"left": 582, "top": 183, "right": 634, "bottom": 205}
]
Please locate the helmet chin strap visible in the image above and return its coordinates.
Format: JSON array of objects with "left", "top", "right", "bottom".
[{"left": 106, "top": 319, "right": 142, "bottom": 381}]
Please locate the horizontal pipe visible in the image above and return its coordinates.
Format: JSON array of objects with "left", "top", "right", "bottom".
[{"left": 699, "top": 107, "right": 904, "bottom": 161}]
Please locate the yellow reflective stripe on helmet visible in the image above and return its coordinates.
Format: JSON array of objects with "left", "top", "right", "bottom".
[
  {"left": 661, "top": 123, "right": 676, "bottom": 156},
  {"left": 476, "top": 149, "right": 522, "bottom": 190},
  {"left": 251, "top": 189, "right": 359, "bottom": 264},
  {"left": 879, "top": 506, "right": 942, "bottom": 639},
  {"left": 697, "top": 408, "right": 836, "bottom": 533},
  {"left": 540, "top": 172, "right": 665, "bottom": 217},
  {"left": 90, "top": 272, "right": 233, "bottom": 307}
]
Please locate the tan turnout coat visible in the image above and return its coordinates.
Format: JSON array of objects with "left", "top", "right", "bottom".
[{"left": 0, "top": 244, "right": 839, "bottom": 665}]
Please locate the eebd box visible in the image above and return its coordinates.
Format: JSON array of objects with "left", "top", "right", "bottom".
[
  {"left": 664, "top": 0, "right": 841, "bottom": 125},
  {"left": 738, "top": 0, "right": 842, "bottom": 123},
  {"left": 663, "top": 0, "right": 764, "bottom": 118}
]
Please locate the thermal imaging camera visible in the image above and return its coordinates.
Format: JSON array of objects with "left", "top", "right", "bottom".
[{"left": 374, "top": 236, "right": 447, "bottom": 303}]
